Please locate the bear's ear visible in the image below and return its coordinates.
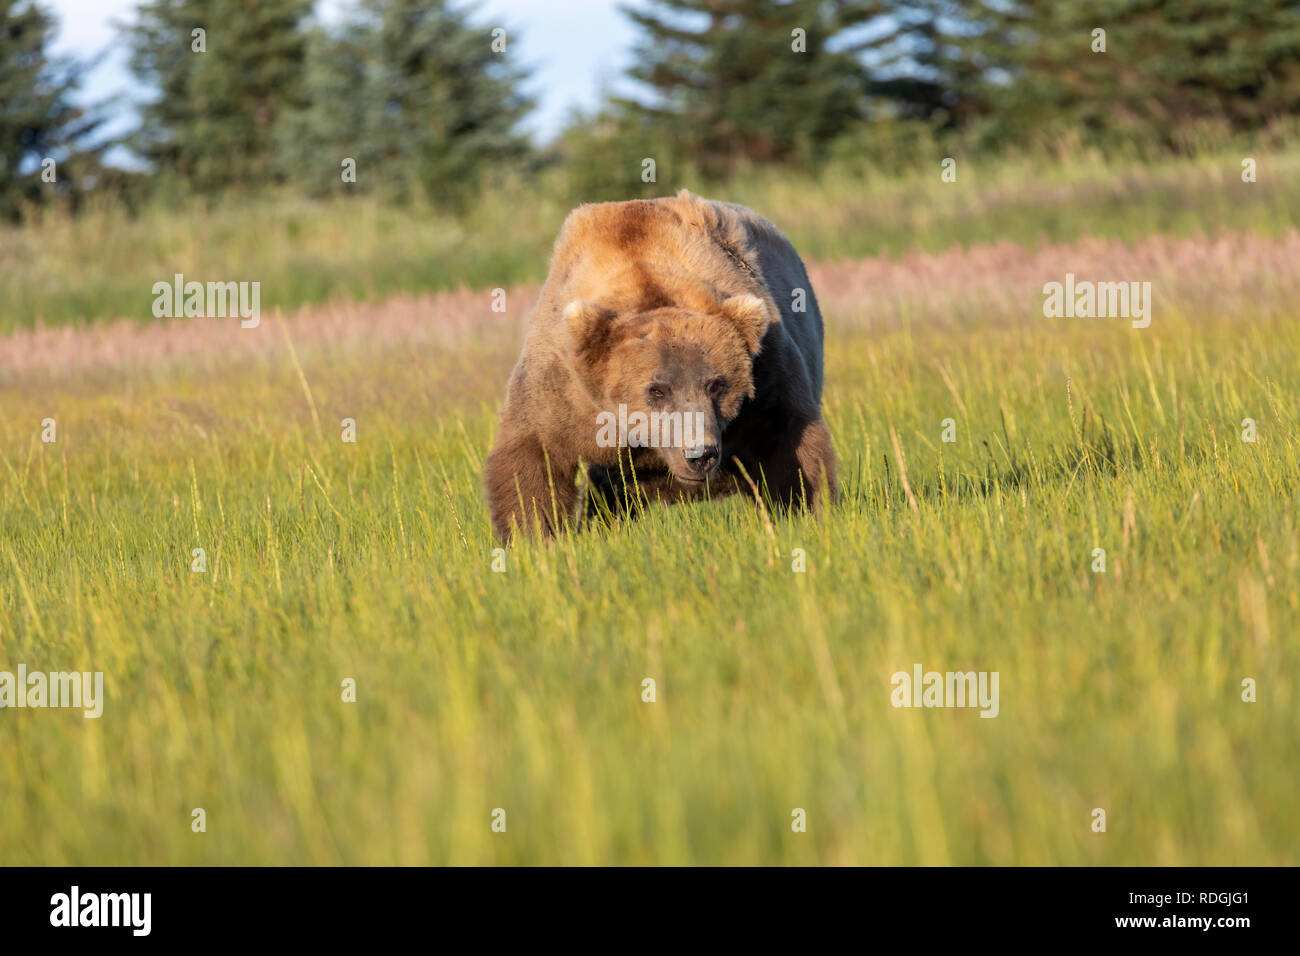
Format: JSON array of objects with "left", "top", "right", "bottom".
[
  {"left": 563, "top": 299, "right": 617, "bottom": 354},
  {"left": 719, "top": 294, "right": 771, "bottom": 354}
]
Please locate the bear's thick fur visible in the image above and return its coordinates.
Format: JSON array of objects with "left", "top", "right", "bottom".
[{"left": 485, "top": 189, "right": 835, "bottom": 540}]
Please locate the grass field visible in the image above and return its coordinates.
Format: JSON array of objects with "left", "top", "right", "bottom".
[{"left": 2, "top": 162, "right": 1298, "bottom": 864}]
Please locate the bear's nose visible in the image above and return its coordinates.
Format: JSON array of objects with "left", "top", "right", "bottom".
[{"left": 684, "top": 444, "right": 720, "bottom": 475}]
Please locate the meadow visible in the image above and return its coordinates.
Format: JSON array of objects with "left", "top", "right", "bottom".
[
  {"left": 4, "top": 132, "right": 1300, "bottom": 333},
  {"left": 0, "top": 145, "right": 1297, "bottom": 864}
]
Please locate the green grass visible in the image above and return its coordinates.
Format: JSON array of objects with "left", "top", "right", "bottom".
[
  {"left": 3, "top": 136, "right": 1298, "bottom": 332},
  {"left": 2, "top": 253, "right": 1296, "bottom": 863}
]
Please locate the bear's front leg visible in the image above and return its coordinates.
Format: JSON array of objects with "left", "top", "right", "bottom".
[
  {"left": 485, "top": 427, "right": 578, "bottom": 541},
  {"left": 793, "top": 417, "right": 837, "bottom": 509},
  {"left": 738, "top": 416, "right": 837, "bottom": 512}
]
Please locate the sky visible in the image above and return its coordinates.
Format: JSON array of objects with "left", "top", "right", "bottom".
[{"left": 46, "top": 0, "right": 642, "bottom": 157}]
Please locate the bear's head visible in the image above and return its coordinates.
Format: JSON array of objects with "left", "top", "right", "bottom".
[{"left": 564, "top": 294, "right": 771, "bottom": 483}]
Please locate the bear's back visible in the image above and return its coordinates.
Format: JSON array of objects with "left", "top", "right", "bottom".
[{"left": 534, "top": 191, "right": 823, "bottom": 398}]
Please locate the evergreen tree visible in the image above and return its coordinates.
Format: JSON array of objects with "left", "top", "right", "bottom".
[
  {"left": 362, "top": 0, "right": 533, "bottom": 199},
  {"left": 617, "top": 0, "right": 877, "bottom": 171},
  {"left": 956, "top": 0, "right": 1300, "bottom": 145},
  {"left": 857, "top": 0, "right": 988, "bottom": 127},
  {"left": 280, "top": 0, "right": 534, "bottom": 202},
  {"left": 274, "top": 22, "right": 368, "bottom": 192},
  {"left": 125, "top": 0, "right": 314, "bottom": 190},
  {"left": 0, "top": 0, "right": 103, "bottom": 217}
]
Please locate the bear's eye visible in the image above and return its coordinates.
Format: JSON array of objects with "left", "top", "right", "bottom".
[
  {"left": 708, "top": 378, "right": 727, "bottom": 397},
  {"left": 648, "top": 384, "right": 669, "bottom": 401}
]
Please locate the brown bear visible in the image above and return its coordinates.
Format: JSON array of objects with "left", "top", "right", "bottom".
[{"left": 485, "top": 189, "right": 836, "bottom": 541}]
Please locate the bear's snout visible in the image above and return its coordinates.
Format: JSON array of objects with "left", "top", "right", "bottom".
[{"left": 683, "top": 442, "right": 720, "bottom": 476}]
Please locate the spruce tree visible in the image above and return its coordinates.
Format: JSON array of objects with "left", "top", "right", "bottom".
[
  {"left": 857, "top": 0, "right": 988, "bottom": 127},
  {"left": 618, "top": 0, "right": 876, "bottom": 171},
  {"left": 274, "top": 22, "right": 368, "bottom": 193},
  {"left": 279, "top": 0, "right": 534, "bottom": 202},
  {"left": 125, "top": 0, "right": 314, "bottom": 190},
  {"left": 957, "top": 0, "right": 1300, "bottom": 145},
  {"left": 0, "top": 0, "right": 102, "bottom": 217}
]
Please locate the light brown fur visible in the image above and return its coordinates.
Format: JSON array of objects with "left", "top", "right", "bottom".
[{"left": 485, "top": 190, "right": 836, "bottom": 540}]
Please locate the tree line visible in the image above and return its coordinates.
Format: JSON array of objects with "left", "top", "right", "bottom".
[{"left": 4, "top": 0, "right": 1300, "bottom": 217}]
